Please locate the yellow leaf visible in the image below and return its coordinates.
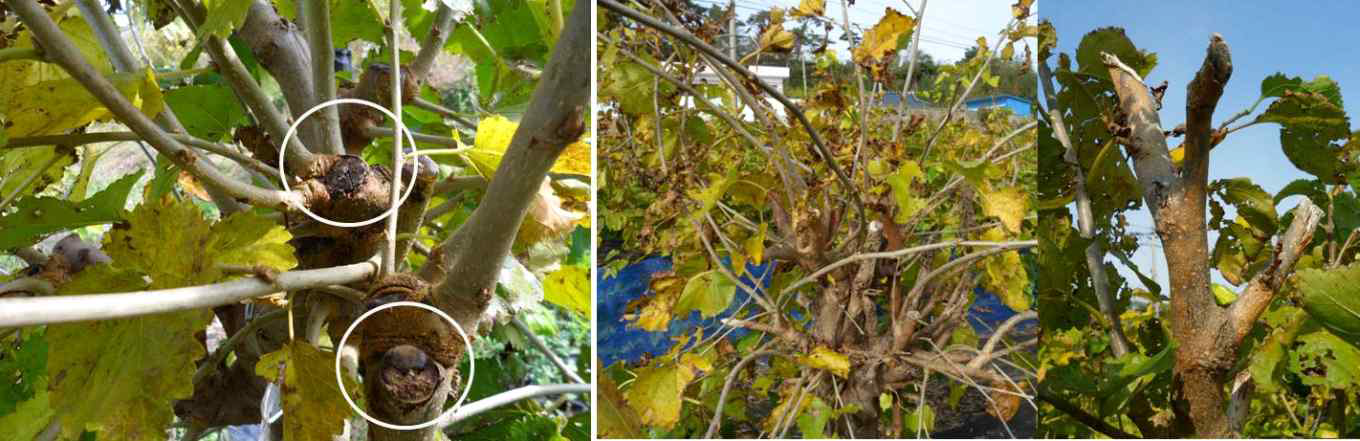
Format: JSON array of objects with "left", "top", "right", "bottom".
[
  {"left": 468, "top": 115, "right": 591, "bottom": 178},
  {"left": 467, "top": 115, "right": 519, "bottom": 177},
  {"left": 255, "top": 341, "right": 353, "bottom": 441},
  {"left": 632, "top": 273, "right": 684, "bottom": 331},
  {"left": 517, "top": 179, "right": 586, "bottom": 247},
  {"left": 556, "top": 137, "right": 592, "bottom": 176},
  {"left": 762, "top": 381, "right": 815, "bottom": 432},
  {"left": 624, "top": 361, "right": 695, "bottom": 428},
  {"left": 792, "top": 0, "right": 825, "bottom": 17},
  {"left": 851, "top": 9, "right": 916, "bottom": 66},
  {"left": 680, "top": 352, "right": 714, "bottom": 373},
  {"left": 758, "top": 24, "right": 795, "bottom": 51},
  {"left": 1169, "top": 145, "right": 1185, "bottom": 166},
  {"left": 4, "top": 69, "right": 163, "bottom": 138},
  {"left": 746, "top": 223, "right": 767, "bottom": 264},
  {"left": 981, "top": 186, "right": 1028, "bottom": 233},
  {"left": 981, "top": 227, "right": 1030, "bottom": 311},
  {"left": 797, "top": 345, "right": 850, "bottom": 378},
  {"left": 544, "top": 265, "right": 590, "bottom": 317}
]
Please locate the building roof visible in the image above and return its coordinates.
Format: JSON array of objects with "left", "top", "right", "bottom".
[{"left": 964, "top": 94, "right": 1033, "bottom": 105}]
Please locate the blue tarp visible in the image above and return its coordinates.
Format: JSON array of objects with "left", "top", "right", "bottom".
[{"left": 596, "top": 255, "right": 1034, "bottom": 367}]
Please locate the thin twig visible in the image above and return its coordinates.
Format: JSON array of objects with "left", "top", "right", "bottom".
[
  {"left": 892, "top": 0, "right": 928, "bottom": 141},
  {"left": 436, "top": 384, "right": 591, "bottom": 428},
  {"left": 511, "top": 317, "right": 585, "bottom": 384},
  {"left": 10, "top": 0, "right": 304, "bottom": 210},
  {"left": 0, "top": 149, "right": 67, "bottom": 212},
  {"left": 600, "top": 0, "right": 865, "bottom": 247},
  {"left": 782, "top": 239, "right": 1037, "bottom": 296},
  {"left": 705, "top": 348, "right": 779, "bottom": 438},
  {"left": 0, "top": 261, "right": 377, "bottom": 328},
  {"left": 302, "top": 0, "right": 344, "bottom": 155},
  {"left": 192, "top": 309, "right": 287, "bottom": 385}
]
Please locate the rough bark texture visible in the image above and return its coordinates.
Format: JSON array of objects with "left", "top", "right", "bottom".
[
  {"left": 420, "top": 0, "right": 590, "bottom": 335},
  {"left": 1104, "top": 35, "right": 1237, "bottom": 437},
  {"left": 239, "top": 0, "right": 324, "bottom": 150}
]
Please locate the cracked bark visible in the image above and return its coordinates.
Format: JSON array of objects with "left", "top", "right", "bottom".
[{"left": 1104, "top": 34, "right": 1237, "bottom": 437}]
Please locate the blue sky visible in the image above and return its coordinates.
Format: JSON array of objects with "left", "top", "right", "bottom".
[{"left": 1046, "top": 1, "right": 1360, "bottom": 290}]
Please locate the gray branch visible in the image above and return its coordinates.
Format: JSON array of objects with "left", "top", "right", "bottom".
[
  {"left": 9, "top": 0, "right": 304, "bottom": 210},
  {"left": 0, "top": 261, "right": 375, "bottom": 328}
]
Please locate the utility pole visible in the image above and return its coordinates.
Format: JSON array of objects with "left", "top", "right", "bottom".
[{"left": 728, "top": 0, "right": 736, "bottom": 60}]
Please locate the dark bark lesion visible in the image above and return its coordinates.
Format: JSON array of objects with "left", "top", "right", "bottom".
[{"left": 1103, "top": 34, "right": 1245, "bottom": 438}]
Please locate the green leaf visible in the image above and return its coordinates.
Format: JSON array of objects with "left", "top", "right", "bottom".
[
  {"left": 255, "top": 341, "right": 352, "bottom": 441},
  {"left": 1260, "top": 73, "right": 1343, "bottom": 106},
  {"left": 1, "top": 146, "right": 76, "bottom": 201},
  {"left": 0, "top": 331, "right": 47, "bottom": 416},
  {"left": 1257, "top": 86, "right": 1352, "bottom": 182},
  {"left": 598, "top": 373, "right": 644, "bottom": 437},
  {"left": 0, "top": 376, "right": 53, "bottom": 441},
  {"left": 69, "top": 146, "right": 106, "bottom": 202},
  {"left": 165, "top": 84, "right": 247, "bottom": 141},
  {"left": 1274, "top": 178, "right": 1326, "bottom": 205},
  {"left": 1248, "top": 307, "right": 1307, "bottom": 393},
  {"left": 674, "top": 270, "right": 737, "bottom": 318},
  {"left": 47, "top": 265, "right": 211, "bottom": 441},
  {"left": 904, "top": 403, "right": 936, "bottom": 435},
  {"left": 563, "top": 411, "right": 590, "bottom": 441},
  {"left": 795, "top": 397, "right": 833, "bottom": 439},
  {"left": 1074, "top": 27, "right": 1157, "bottom": 82},
  {"left": 796, "top": 345, "right": 850, "bottom": 378},
  {"left": 331, "top": 0, "right": 386, "bottom": 44},
  {"left": 624, "top": 361, "right": 694, "bottom": 429},
  {"left": 544, "top": 265, "right": 590, "bottom": 317},
  {"left": 1296, "top": 330, "right": 1360, "bottom": 388},
  {"left": 1211, "top": 177, "right": 1278, "bottom": 235},
  {"left": 1097, "top": 340, "right": 1175, "bottom": 398},
  {"left": 886, "top": 162, "right": 926, "bottom": 223},
  {"left": 460, "top": 414, "right": 559, "bottom": 441},
  {"left": 1296, "top": 263, "right": 1360, "bottom": 340},
  {"left": 0, "top": 170, "right": 142, "bottom": 250},
  {"left": 197, "top": 0, "right": 253, "bottom": 40},
  {"left": 104, "top": 196, "right": 296, "bottom": 290}
]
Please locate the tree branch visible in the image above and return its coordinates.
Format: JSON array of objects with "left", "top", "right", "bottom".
[
  {"left": 705, "top": 349, "right": 780, "bottom": 438},
  {"left": 410, "top": 4, "right": 458, "bottom": 79},
  {"left": 74, "top": 0, "right": 189, "bottom": 135},
  {"left": 191, "top": 309, "right": 287, "bottom": 385},
  {"left": 1101, "top": 51, "right": 1177, "bottom": 217},
  {"left": 411, "top": 97, "right": 476, "bottom": 129},
  {"left": 7, "top": 131, "right": 282, "bottom": 180},
  {"left": 970, "top": 310, "right": 1036, "bottom": 369},
  {"left": 1226, "top": 198, "right": 1321, "bottom": 343},
  {"left": 301, "top": 0, "right": 344, "bottom": 155},
  {"left": 510, "top": 317, "right": 585, "bottom": 384},
  {"left": 782, "top": 240, "right": 1037, "bottom": 296},
  {"left": 1181, "top": 33, "right": 1232, "bottom": 188},
  {"left": 1038, "top": 386, "right": 1141, "bottom": 438},
  {"left": 239, "top": 0, "right": 324, "bottom": 150},
  {"left": 436, "top": 384, "right": 591, "bottom": 428},
  {"left": 1039, "top": 58, "right": 1130, "bottom": 356},
  {"left": 170, "top": 0, "right": 317, "bottom": 171},
  {"left": 421, "top": 0, "right": 589, "bottom": 334},
  {"left": 9, "top": 0, "right": 304, "bottom": 210},
  {"left": 599, "top": 0, "right": 863, "bottom": 245},
  {"left": 0, "top": 261, "right": 376, "bottom": 328}
]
